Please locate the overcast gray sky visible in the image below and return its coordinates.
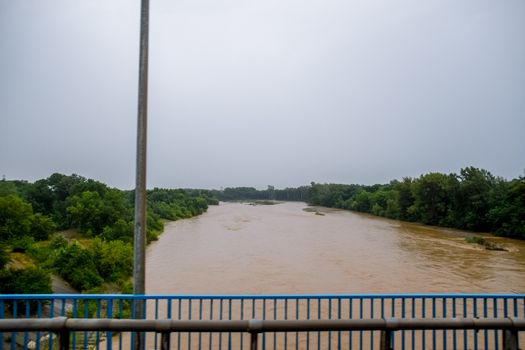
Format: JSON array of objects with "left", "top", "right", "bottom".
[{"left": 1, "top": 0, "right": 524, "bottom": 189}]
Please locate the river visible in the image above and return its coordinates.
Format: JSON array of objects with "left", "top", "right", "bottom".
[{"left": 145, "top": 202, "right": 525, "bottom": 294}]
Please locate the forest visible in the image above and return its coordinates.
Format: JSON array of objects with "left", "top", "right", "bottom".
[
  {"left": 0, "top": 173, "right": 218, "bottom": 294},
  {"left": 214, "top": 167, "right": 525, "bottom": 239}
]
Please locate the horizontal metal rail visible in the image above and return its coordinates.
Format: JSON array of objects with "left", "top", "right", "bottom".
[
  {"left": 1, "top": 317, "right": 525, "bottom": 332},
  {"left": 1, "top": 293, "right": 524, "bottom": 299},
  {"left": 0, "top": 317, "right": 523, "bottom": 350}
]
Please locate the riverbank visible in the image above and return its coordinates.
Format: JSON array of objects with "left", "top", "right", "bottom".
[{"left": 0, "top": 174, "right": 219, "bottom": 294}]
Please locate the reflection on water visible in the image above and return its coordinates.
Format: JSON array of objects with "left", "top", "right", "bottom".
[{"left": 146, "top": 202, "right": 525, "bottom": 294}]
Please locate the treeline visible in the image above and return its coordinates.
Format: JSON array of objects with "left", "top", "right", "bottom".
[
  {"left": 212, "top": 167, "right": 524, "bottom": 239},
  {"left": 0, "top": 173, "right": 218, "bottom": 294},
  {"left": 311, "top": 167, "right": 524, "bottom": 239},
  {"left": 212, "top": 186, "right": 310, "bottom": 202}
]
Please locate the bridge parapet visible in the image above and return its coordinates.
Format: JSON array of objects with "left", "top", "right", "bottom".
[{"left": 1, "top": 294, "right": 524, "bottom": 349}]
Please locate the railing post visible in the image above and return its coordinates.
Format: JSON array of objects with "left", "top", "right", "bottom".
[
  {"left": 503, "top": 329, "right": 518, "bottom": 350},
  {"left": 380, "top": 330, "right": 393, "bottom": 350},
  {"left": 58, "top": 331, "right": 70, "bottom": 350},
  {"left": 161, "top": 332, "right": 171, "bottom": 350},
  {"left": 250, "top": 332, "right": 258, "bottom": 350}
]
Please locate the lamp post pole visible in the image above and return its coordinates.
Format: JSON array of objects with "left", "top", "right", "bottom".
[{"left": 133, "top": 0, "right": 149, "bottom": 348}]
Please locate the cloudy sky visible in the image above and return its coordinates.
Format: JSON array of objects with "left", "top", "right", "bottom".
[{"left": 1, "top": 0, "right": 524, "bottom": 189}]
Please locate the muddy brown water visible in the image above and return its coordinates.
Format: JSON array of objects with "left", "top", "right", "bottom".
[
  {"left": 107, "top": 202, "right": 524, "bottom": 349},
  {"left": 146, "top": 202, "right": 525, "bottom": 294}
]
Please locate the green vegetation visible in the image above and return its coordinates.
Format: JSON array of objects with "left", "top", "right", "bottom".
[
  {"left": 213, "top": 167, "right": 524, "bottom": 239},
  {"left": 0, "top": 173, "right": 218, "bottom": 294},
  {"left": 465, "top": 236, "right": 506, "bottom": 251},
  {"left": 306, "top": 167, "right": 524, "bottom": 239},
  {"left": 212, "top": 185, "right": 310, "bottom": 202}
]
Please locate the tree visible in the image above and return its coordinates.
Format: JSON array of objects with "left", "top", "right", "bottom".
[
  {"left": 91, "top": 238, "right": 133, "bottom": 282},
  {"left": 410, "top": 173, "right": 457, "bottom": 225},
  {"left": 489, "top": 177, "right": 525, "bottom": 238},
  {"left": 0, "top": 243, "right": 9, "bottom": 268},
  {"left": 102, "top": 219, "right": 133, "bottom": 242},
  {"left": 53, "top": 241, "right": 103, "bottom": 291},
  {"left": 0, "top": 267, "right": 52, "bottom": 294},
  {"left": 0, "top": 195, "right": 33, "bottom": 240},
  {"left": 66, "top": 191, "right": 105, "bottom": 234},
  {"left": 351, "top": 190, "right": 373, "bottom": 212},
  {"left": 451, "top": 167, "right": 502, "bottom": 231},
  {"left": 30, "top": 213, "right": 56, "bottom": 241},
  {"left": 394, "top": 178, "right": 415, "bottom": 221}
]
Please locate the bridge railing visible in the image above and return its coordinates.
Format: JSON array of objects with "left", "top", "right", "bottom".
[
  {"left": 0, "top": 317, "right": 524, "bottom": 350},
  {"left": 1, "top": 294, "right": 524, "bottom": 349}
]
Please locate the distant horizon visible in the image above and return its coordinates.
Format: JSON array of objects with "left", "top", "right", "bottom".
[{"left": 3, "top": 164, "right": 523, "bottom": 192}]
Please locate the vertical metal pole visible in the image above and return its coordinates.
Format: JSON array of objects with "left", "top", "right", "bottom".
[
  {"left": 503, "top": 329, "right": 518, "bottom": 350},
  {"left": 161, "top": 332, "right": 171, "bottom": 350},
  {"left": 250, "top": 332, "right": 258, "bottom": 350},
  {"left": 58, "top": 331, "right": 70, "bottom": 350},
  {"left": 133, "top": 0, "right": 149, "bottom": 349},
  {"left": 380, "top": 330, "right": 392, "bottom": 350}
]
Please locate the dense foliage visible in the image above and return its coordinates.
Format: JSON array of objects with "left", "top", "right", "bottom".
[
  {"left": 212, "top": 186, "right": 309, "bottom": 202},
  {"left": 212, "top": 167, "right": 524, "bottom": 239},
  {"left": 306, "top": 167, "right": 524, "bottom": 239},
  {"left": 0, "top": 173, "right": 217, "bottom": 293}
]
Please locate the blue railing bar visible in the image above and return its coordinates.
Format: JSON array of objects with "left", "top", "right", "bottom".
[
  {"left": 177, "top": 299, "right": 182, "bottom": 350},
  {"left": 96, "top": 299, "right": 102, "bottom": 350},
  {"left": 219, "top": 298, "right": 224, "bottom": 350},
  {"left": 316, "top": 298, "right": 320, "bottom": 350},
  {"left": 107, "top": 298, "right": 113, "bottom": 350},
  {"left": 198, "top": 299, "right": 203, "bottom": 350},
  {"left": 401, "top": 297, "right": 405, "bottom": 349},
  {"left": 495, "top": 297, "right": 500, "bottom": 350},
  {"left": 23, "top": 300, "right": 29, "bottom": 350},
  {"left": 337, "top": 298, "right": 341, "bottom": 350},
  {"left": 189, "top": 299, "right": 192, "bottom": 350},
  {"left": 420, "top": 298, "right": 425, "bottom": 350},
  {"left": 2, "top": 293, "right": 524, "bottom": 300},
  {"left": 359, "top": 298, "right": 363, "bottom": 350},
  {"left": 295, "top": 299, "right": 299, "bottom": 350},
  {"left": 462, "top": 297, "right": 467, "bottom": 350},
  {"left": 410, "top": 297, "right": 415, "bottom": 350},
  {"left": 36, "top": 300, "right": 42, "bottom": 350},
  {"left": 83, "top": 300, "right": 89, "bottom": 350},
  {"left": 154, "top": 299, "right": 159, "bottom": 350},
  {"left": 443, "top": 297, "right": 447, "bottom": 350},
  {"left": 483, "top": 298, "right": 488, "bottom": 350},
  {"left": 348, "top": 298, "right": 352, "bottom": 350},
  {"left": 228, "top": 299, "right": 231, "bottom": 350},
  {"left": 370, "top": 298, "right": 374, "bottom": 350},
  {"left": 11, "top": 300, "right": 17, "bottom": 350},
  {"left": 328, "top": 298, "right": 332, "bottom": 350},
  {"left": 262, "top": 299, "right": 266, "bottom": 350},
  {"left": 273, "top": 299, "right": 276, "bottom": 350},
  {"left": 118, "top": 299, "right": 123, "bottom": 350},
  {"left": 432, "top": 297, "right": 437, "bottom": 350},
  {"left": 284, "top": 298, "right": 288, "bottom": 350},
  {"left": 0, "top": 301, "right": 4, "bottom": 350},
  {"left": 473, "top": 297, "right": 478, "bottom": 350},
  {"left": 307, "top": 298, "right": 310, "bottom": 350},
  {"left": 452, "top": 298, "right": 457, "bottom": 350}
]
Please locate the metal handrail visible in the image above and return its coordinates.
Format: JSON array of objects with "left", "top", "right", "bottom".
[
  {"left": 1, "top": 292, "right": 524, "bottom": 299},
  {"left": 0, "top": 317, "right": 523, "bottom": 350}
]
